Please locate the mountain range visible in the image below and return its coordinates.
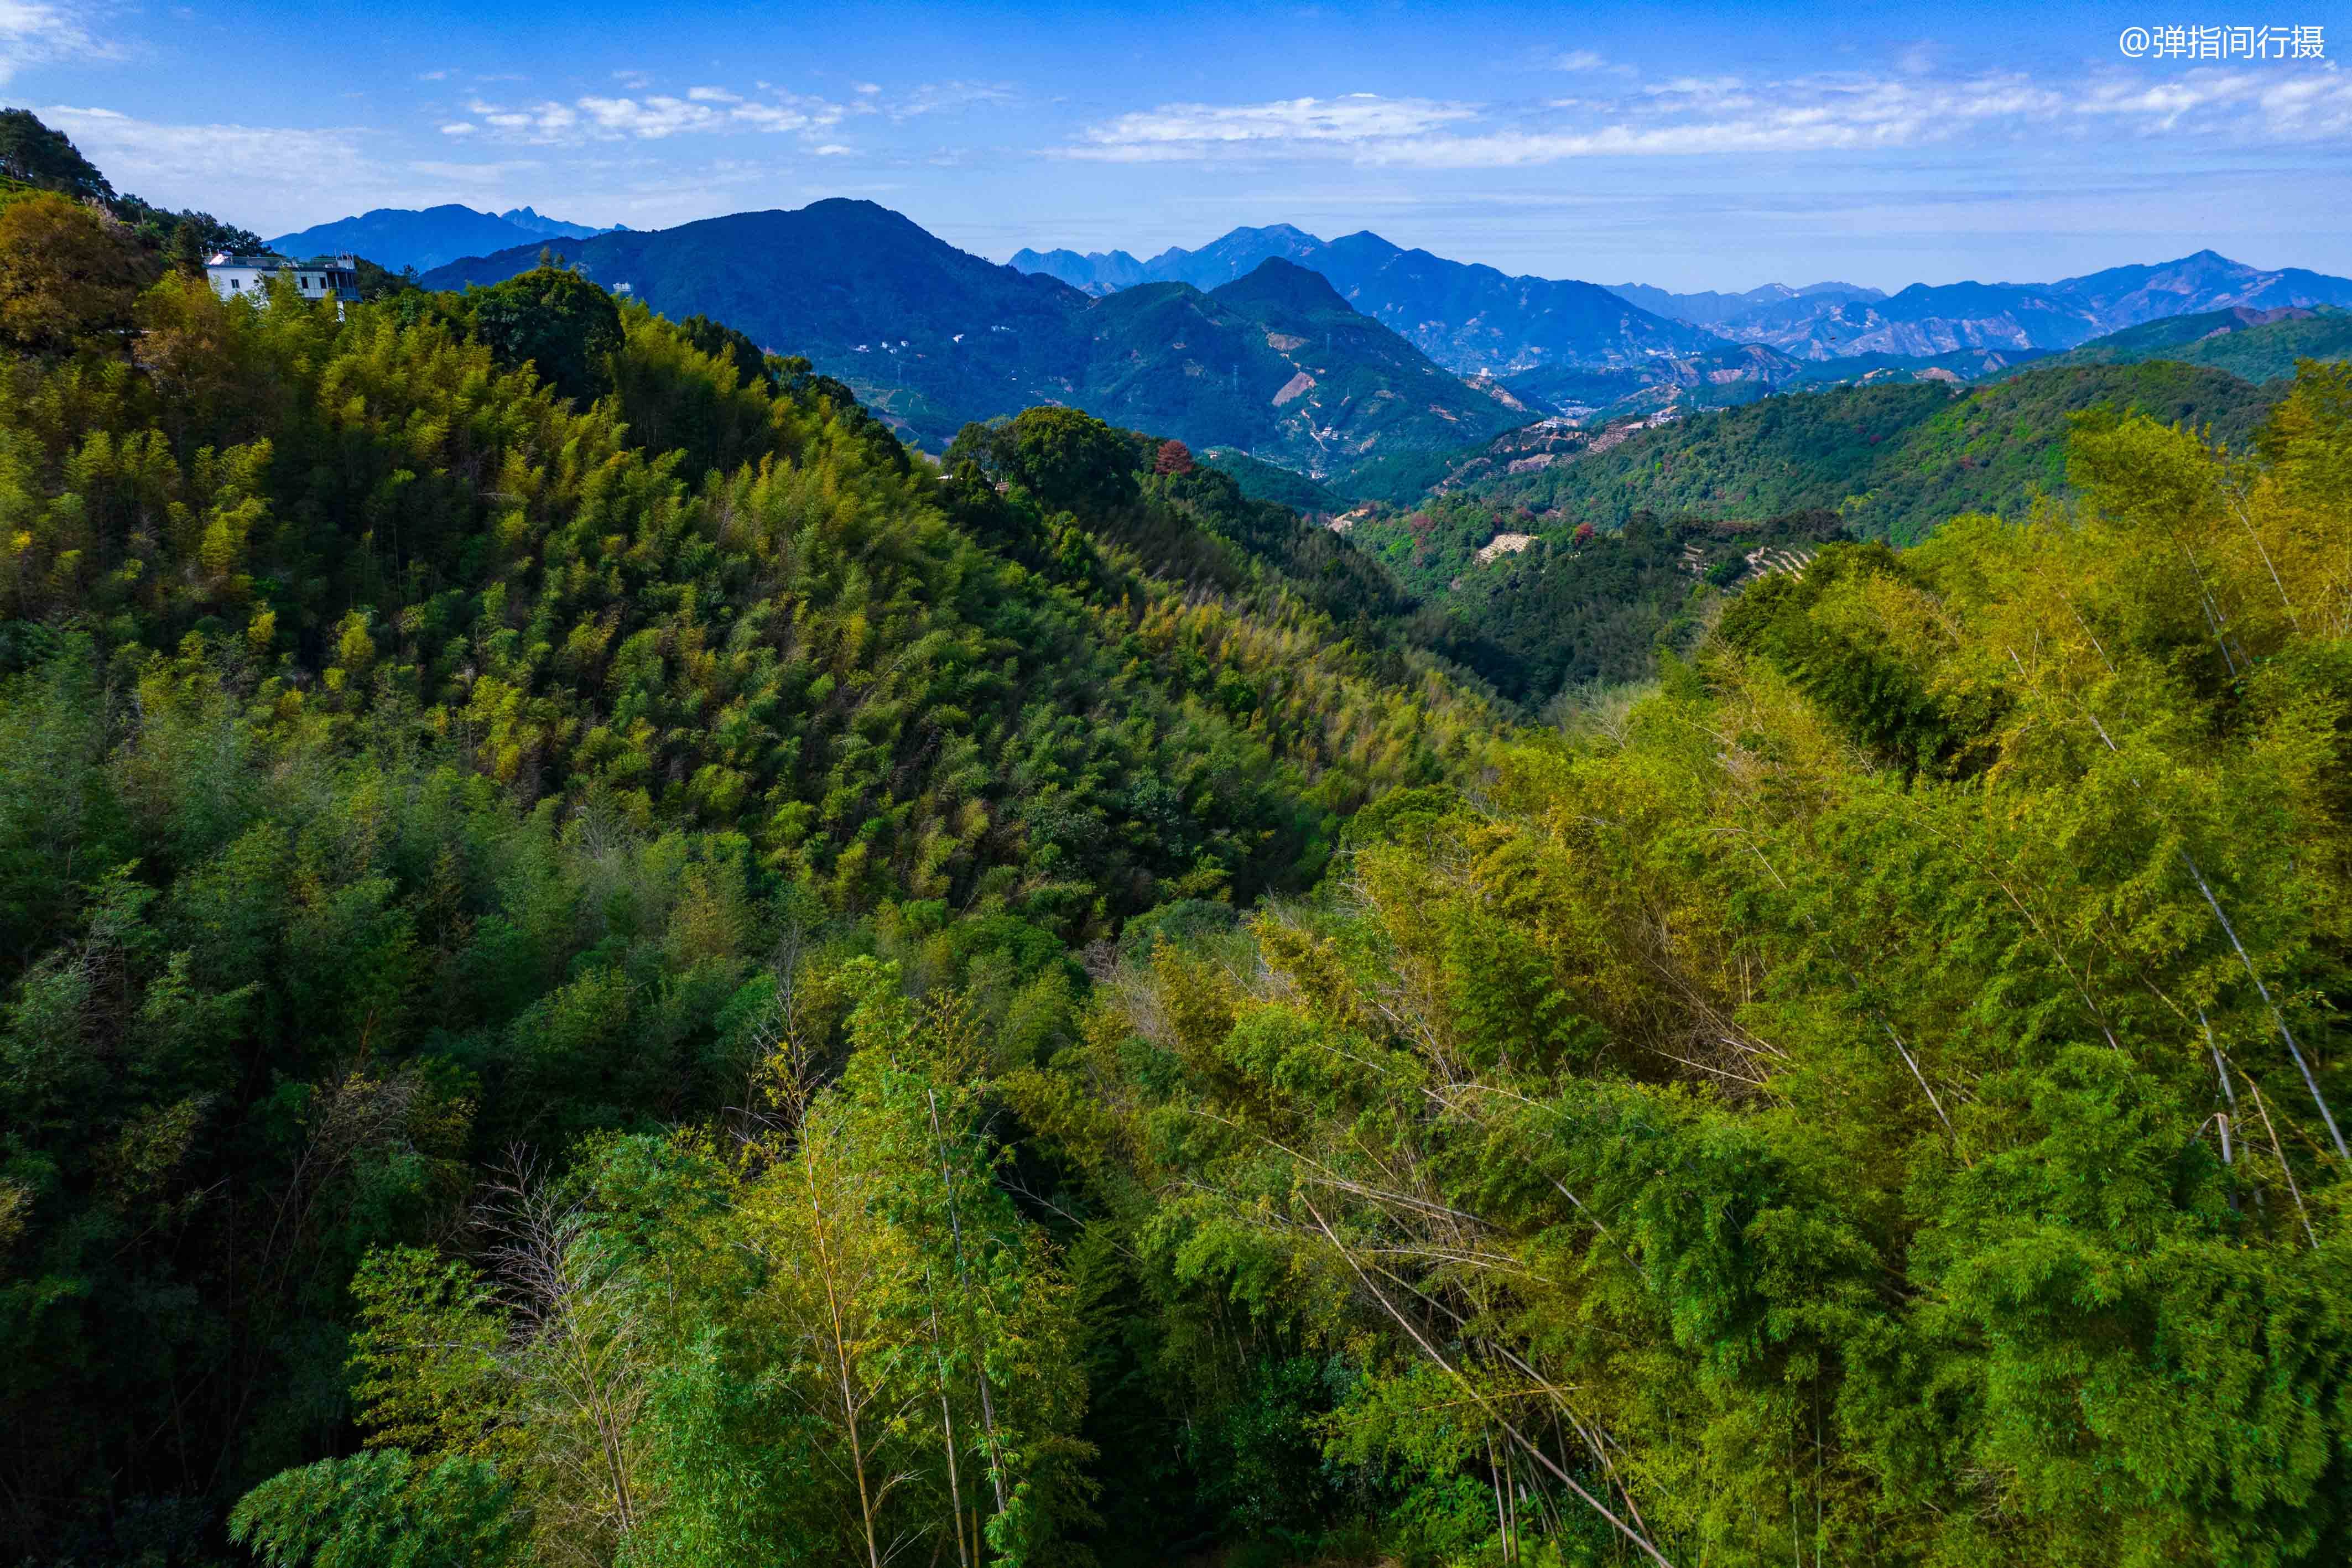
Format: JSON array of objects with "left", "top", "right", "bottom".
[
  {"left": 298, "top": 195, "right": 2352, "bottom": 483},
  {"left": 1687, "top": 251, "right": 2352, "bottom": 360},
  {"left": 266, "top": 204, "right": 622, "bottom": 271},
  {"left": 418, "top": 203, "right": 1526, "bottom": 473},
  {"left": 1013, "top": 223, "right": 1719, "bottom": 373},
  {"left": 1604, "top": 279, "right": 1885, "bottom": 327},
  {"left": 1017, "top": 229, "right": 2352, "bottom": 373},
  {"left": 1501, "top": 302, "right": 2350, "bottom": 426},
  {"left": 1011, "top": 224, "right": 1328, "bottom": 295}
]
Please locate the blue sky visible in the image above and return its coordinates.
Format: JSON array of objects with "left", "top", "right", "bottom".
[{"left": 4, "top": 0, "right": 2348, "bottom": 289}]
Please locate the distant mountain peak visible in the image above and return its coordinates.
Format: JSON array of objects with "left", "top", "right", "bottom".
[
  {"left": 798, "top": 196, "right": 905, "bottom": 224},
  {"left": 1006, "top": 244, "right": 1147, "bottom": 295}
]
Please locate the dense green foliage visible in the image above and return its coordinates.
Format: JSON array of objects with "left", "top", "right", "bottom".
[
  {"left": 1324, "top": 355, "right": 2320, "bottom": 706},
  {"left": 1200, "top": 446, "right": 1342, "bottom": 514},
  {"left": 1332, "top": 483, "right": 1847, "bottom": 707},
  {"left": 8, "top": 139, "right": 2352, "bottom": 1568},
  {"left": 1028, "top": 366, "right": 2352, "bottom": 1567},
  {"left": 1438, "top": 508, "right": 1845, "bottom": 705}
]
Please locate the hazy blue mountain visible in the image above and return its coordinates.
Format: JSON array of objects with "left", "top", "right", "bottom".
[
  {"left": 1607, "top": 279, "right": 1883, "bottom": 326},
  {"left": 2050, "top": 251, "right": 2352, "bottom": 325},
  {"left": 1302, "top": 230, "right": 1719, "bottom": 373},
  {"left": 1011, "top": 226, "right": 1328, "bottom": 294},
  {"left": 1710, "top": 251, "right": 2352, "bottom": 360},
  {"left": 497, "top": 206, "right": 617, "bottom": 241},
  {"left": 266, "top": 202, "right": 619, "bottom": 271},
  {"left": 417, "top": 202, "right": 1523, "bottom": 473},
  {"left": 1137, "top": 223, "right": 1331, "bottom": 289},
  {"left": 1022, "top": 232, "right": 2352, "bottom": 368},
  {"left": 1005, "top": 246, "right": 1147, "bottom": 294}
]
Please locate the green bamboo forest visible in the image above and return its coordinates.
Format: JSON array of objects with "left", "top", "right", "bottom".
[{"left": 5, "top": 170, "right": 2352, "bottom": 1568}]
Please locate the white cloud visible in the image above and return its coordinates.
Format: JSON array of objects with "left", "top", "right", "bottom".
[
  {"left": 39, "top": 105, "right": 574, "bottom": 232},
  {"left": 42, "top": 105, "right": 357, "bottom": 187},
  {"left": 1063, "top": 65, "right": 2349, "bottom": 169},
  {"left": 1362, "top": 76, "right": 2070, "bottom": 166},
  {"left": 852, "top": 82, "right": 880, "bottom": 95},
  {"left": 2258, "top": 67, "right": 2352, "bottom": 136},
  {"left": 404, "top": 158, "right": 545, "bottom": 187},
  {"left": 439, "top": 121, "right": 476, "bottom": 136},
  {"left": 0, "top": 0, "right": 113, "bottom": 85},
  {"left": 890, "top": 80, "right": 1015, "bottom": 121},
  {"left": 577, "top": 95, "right": 720, "bottom": 137},
  {"left": 2076, "top": 68, "right": 2261, "bottom": 129},
  {"left": 35, "top": 104, "right": 404, "bottom": 224},
  {"left": 467, "top": 98, "right": 580, "bottom": 140},
  {"left": 465, "top": 87, "right": 847, "bottom": 144},
  {"left": 732, "top": 100, "right": 828, "bottom": 132},
  {"left": 2074, "top": 64, "right": 2352, "bottom": 137},
  {"left": 1067, "top": 93, "right": 1479, "bottom": 160}
]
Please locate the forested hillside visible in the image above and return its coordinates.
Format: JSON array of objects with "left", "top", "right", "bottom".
[
  {"left": 1467, "top": 361, "right": 2281, "bottom": 545},
  {"left": 6, "top": 129, "right": 2352, "bottom": 1568},
  {"left": 2006, "top": 306, "right": 2352, "bottom": 386}
]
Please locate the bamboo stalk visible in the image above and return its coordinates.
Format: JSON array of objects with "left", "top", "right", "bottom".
[
  {"left": 1300, "top": 1195, "right": 1680, "bottom": 1568},
  {"left": 927, "top": 1087, "right": 1010, "bottom": 1512},
  {"left": 2183, "top": 852, "right": 2348, "bottom": 1162},
  {"left": 2250, "top": 1082, "right": 2318, "bottom": 1249},
  {"left": 924, "top": 1279, "right": 970, "bottom": 1568}
]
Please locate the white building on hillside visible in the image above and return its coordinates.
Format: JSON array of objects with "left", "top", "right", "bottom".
[{"left": 205, "top": 253, "right": 361, "bottom": 308}]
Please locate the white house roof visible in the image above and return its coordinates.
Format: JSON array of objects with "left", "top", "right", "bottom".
[{"left": 206, "top": 252, "right": 360, "bottom": 270}]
